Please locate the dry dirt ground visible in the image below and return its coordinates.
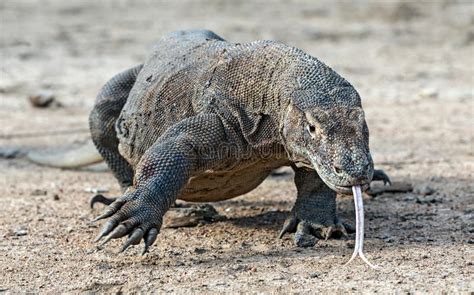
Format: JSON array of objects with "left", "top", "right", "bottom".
[{"left": 1, "top": 0, "right": 473, "bottom": 293}]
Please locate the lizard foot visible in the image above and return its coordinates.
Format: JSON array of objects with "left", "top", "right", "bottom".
[
  {"left": 372, "top": 169, "right": 391, "bottom": 186},
  {"left": 92, "top": 189, "right": 163, "bottom": 254},
  {"left": 279, "top": 215, "right": 354, "bottom": 247},
  {"left": 90, "top": 194, "right": 117, "bottom": 208}
]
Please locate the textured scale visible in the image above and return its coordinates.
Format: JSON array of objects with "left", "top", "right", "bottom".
[{"left": 89, "top": 29, "right": 390, "bottom": 257}]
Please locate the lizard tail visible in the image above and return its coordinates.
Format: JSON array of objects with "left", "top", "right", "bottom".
[{"left": 27, "top": 140, "right": 103, "bottom": 168}]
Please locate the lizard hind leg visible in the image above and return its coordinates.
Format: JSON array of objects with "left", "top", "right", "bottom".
[{"left": 89, "top": 64, "right": 143, "bottom": 191}]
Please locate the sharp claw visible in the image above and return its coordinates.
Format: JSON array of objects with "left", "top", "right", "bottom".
[
  {"left": 278, "top": 230, "right": 286, "bottom": 239},
  {"left": 372, "top": 170, "right": 392, "bottom": 186},
  {"left": 142, "top": 228, "right": 159, "bottom": 255},
  {"left": 119, "top": 228, "right": 144, "bottom": 253},
  {"left": 278, "top": 215, "right": 297, "bottom": 239},
  {"left": 323, "top": 226, "right": 333, "bottom": 241},
  {"left": 93, "top": 220, "right": 117, "bottom": 242},
  {"left": 90, "top": 194, "right": 116, "bottom": 209},
  {"left": 343, "top": 222, "right": 356, "bottom": 234},
  {"left": 92, "top": 215, "right": 107, "bottom": 223},
  {"left": 339, "top": 225, "right": 349, "bottom": 238},
  {"left": 384, "top": 174, "right": 392, "bottom": 186},
  {"left": 99, "top": 224, "right": 132, "bottom": 247},
  {"left": 91, "top": 200, "right": 125, "bottom": 222},
  {"left": 333, "top": 217, "right": 349, "bottom": 238},
  {"left": 92, "top": 211, "right": 113, "bottom": 223},
  {"left": 119, "top": 245, "right": 129, "bottom": 254},
  {"left": 93, "top": 234, "right": 104, "bottom": 243},
  {"left": 99, "top": 233, "right": 115, "bottom": 247}
]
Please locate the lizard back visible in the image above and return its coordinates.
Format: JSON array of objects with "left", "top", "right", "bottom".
[{"left": 117, "top": 30, "right": 293, "bottom": 167}]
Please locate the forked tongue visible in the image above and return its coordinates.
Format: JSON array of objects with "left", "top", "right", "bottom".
[{"left": 344, "top": 185, "right": 379, "bottom": 269}]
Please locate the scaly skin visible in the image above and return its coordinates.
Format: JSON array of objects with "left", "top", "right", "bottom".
[
  {"left": 279, "top": 166, "right": 348, "bottom": 247},
  {"left": 90, "top": 29, "right": 390, "bottom": 253},
  {"left": 89, "top": 65, "right": 143, "bottom": 190}
]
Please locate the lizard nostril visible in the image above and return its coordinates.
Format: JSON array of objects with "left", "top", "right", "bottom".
[{"left": 334, "top": 165, "right": 343, "bottom": 175}]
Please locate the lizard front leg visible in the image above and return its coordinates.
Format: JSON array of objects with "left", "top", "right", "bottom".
[
  {"left": 279, "top": 167, "right": 351, "bottom": 247},
  {"left": 280, "top": 167, "right": 390, "bottom": 247},
  {"left": 92, "top": 114, "right": 230, "bottom": 254}
]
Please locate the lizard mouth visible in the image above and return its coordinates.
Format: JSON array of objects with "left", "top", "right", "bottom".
[
  {"left": 313, "top": 169, "right": 370, "bottom": 194},
  {"left": 308, "top": 158, "right": 370, "bottom": 194},
  {"left": 325, "top": 182, "right": 370, "bottom": 195}
]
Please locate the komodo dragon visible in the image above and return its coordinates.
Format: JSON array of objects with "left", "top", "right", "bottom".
[{"left": 36, "top": 30, "right": 392, "bottom": 259}]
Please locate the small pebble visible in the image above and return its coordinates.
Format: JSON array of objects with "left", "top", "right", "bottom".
[
  {"left": 28, "top": 90, "right": 58, "bottom": 108},
  {"left": 414, "top": 185, "right": 435, "bottom": 196},
  {"left": 383, "top": 237, "right": 395, "bottom": 243},
  {"left": 194, "top": 247, "right": 206, "bottom": 254},
  {"left": 14, "top": 229, "right": 28, "bottom": 236},
  {"left": 418, "top": 87, "right": 438, "bottom": 100},
  {"left": 84, "top": 188, "right": 109, "bottom": 194},
  {"left": 31, "top": 189, "right": 47, "bottom": 196},
  {"left": 0, "top": 147, "right": 21, "bottom": 159},
  {"left": 403, "top": 195, "right": 416, "bottom": 202},
  {"left": 309, "top": 272, "right": 319, "bottom": 278}
]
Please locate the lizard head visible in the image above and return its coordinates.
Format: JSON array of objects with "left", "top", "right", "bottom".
[{"left": 282, "top": 85, "right": 374, "bottom": 194}]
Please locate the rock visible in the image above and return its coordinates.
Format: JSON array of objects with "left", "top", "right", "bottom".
[
  {"left": 459, "top": 29, "right": 474, "bottom": 46},
  {"left": 28, "top": 90, "right": 58, "bottom": 108},
  {"left": 416, "top": 195, "right": 442, "bottom": 204},
  {"left": 383, "top": 237, "right": 395, "bottom": 243},
  {"left": 0, "top": 147, "right": 21, "bottom": 159},
  {"left": 84, "top": 187, "right": 109, "bottom": 194},
  {"left": 389, "top": 2, "right": 423, "bottom": 22},
  {"left": 366, "top": 181, "right": 413, "bottom": 196},
  {"left": 194, "top": 247, "right": 206, "bottom": 254},
  {"left": 295, "top": 232, "right": 317, "bottom": 247},
  {"left": 403, "top": 195, "right": 416, "bottom": 202},
  {"left": 309, "top": 272, "right": 319, "bottom": 278},
  {"left": 13, "top": 228, "right": 28, "bottom": 236},
  {"left": 418, "top": 87, "right": 438, "bottom": 100},
  {"left": 414, "top": 184, "right": 435, "bottom": 196},
  {"left": 31, "top": 189, "right": 48, "bottom": 196}
]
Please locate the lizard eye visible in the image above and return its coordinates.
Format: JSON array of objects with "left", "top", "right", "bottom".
[{"left": 306, "top": 124, "right": 316, "bottom": 135}]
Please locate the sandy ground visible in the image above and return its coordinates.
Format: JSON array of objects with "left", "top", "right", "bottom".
[{"left": 1, "top": 0, "right": 473, "bottom": 293}]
